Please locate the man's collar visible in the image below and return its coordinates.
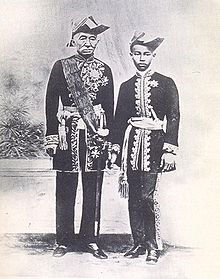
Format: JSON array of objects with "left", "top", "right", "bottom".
[{"left": 75, "top": 53, "right": 95, "bottom": 62}]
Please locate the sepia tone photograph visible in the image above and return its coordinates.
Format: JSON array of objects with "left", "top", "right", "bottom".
[{"left": 0, "top": 0, "right": 220, "bottom": 278}]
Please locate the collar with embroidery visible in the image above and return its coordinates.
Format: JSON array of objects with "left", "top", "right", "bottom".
[{"left": 136, "top": 68, "right": 154, "bottom": 78}]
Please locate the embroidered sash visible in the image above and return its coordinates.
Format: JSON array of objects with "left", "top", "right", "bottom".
[{"left": 61, "top": 57, "right": 98, "bottom": 134}]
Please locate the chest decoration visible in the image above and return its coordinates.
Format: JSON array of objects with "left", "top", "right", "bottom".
[
  {"left": 134, "top": 75, "right": 158, "bottom": 117},
  {"left": 130, "top": 74, "right": 159, "bottom": 172},
  {"left": 79, "top": 60, "right": 109, "bottom": 100}
]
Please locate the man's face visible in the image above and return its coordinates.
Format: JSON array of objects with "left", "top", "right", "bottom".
[
  {"left": 130, "top": 44, "right": 155, "bottom": 71},
  {"left": 73, "top": 32, "right": 99, "bottom": 56}
]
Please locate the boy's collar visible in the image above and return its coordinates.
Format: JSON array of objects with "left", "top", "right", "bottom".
[{"left": 136, "top": 67, "right": 154, "bottom": 78}]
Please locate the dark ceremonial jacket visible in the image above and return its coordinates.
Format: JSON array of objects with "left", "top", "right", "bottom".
[
  {"left": 113, "top": 70, "right": 180, "bottom": 173},
  {"left": 45, "top": 54, "right": 114, "bottom": 172}
]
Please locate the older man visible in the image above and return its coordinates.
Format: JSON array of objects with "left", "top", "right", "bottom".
[
  {"left": 45, "top": 16, "right": 114, "bottom": 259},
  {"left": 112, "top": 32, "right": 180, "bottom": 263}
]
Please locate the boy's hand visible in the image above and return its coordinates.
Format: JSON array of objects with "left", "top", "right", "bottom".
[{"left": 160, "top": 153, "right": 176, "bottom": 172}]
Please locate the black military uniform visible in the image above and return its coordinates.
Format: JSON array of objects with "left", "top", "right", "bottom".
[
  {"left": 112, "top": 33, "right": 180, "bottom": 262},
  {"left": 45, "top": 16, "right": 114, "bottom": 258}
]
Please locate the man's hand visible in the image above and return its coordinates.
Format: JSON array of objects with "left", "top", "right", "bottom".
[
  {"left": 46, "top": 145, "right": 57, "bottom": 157},
  {"left": 106, "top": 163, "right": 120, "bottom": 175},
  {"left": 160, "top": 153, "right": 176, "bottom": 172},
  {"left": 105, "top": 152, "right": 120, "bottom": 175},
  {"left": 109, "top": 153, "right": 117, "bottom": 165}
]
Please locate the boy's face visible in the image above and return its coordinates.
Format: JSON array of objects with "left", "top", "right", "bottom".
[
  {"left": 73, "top": 32, "right": 99, "bottom": 56},
  {"left": 130, "top": 44, "right": 155, "bottom": 71}
]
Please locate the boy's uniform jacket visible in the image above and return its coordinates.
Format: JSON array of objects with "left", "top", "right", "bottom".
[{"left": 113, "top": 70, "right": 180, "bottom": 173}]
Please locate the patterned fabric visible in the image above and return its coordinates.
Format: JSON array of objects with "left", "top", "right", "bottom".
[
  {"left": 45, "top": 54, "right": 114, "bottom": 172},
  {"left": 118, "top": 117, "right": 164, "bottom": 198},
  {"left": 153, "top": 173, "right": 163, "bottom": 250},
  {"left": 81, "top": 60, "right": 109, "bottom": 99},
  {"left": 113, "top": 71, "right": 179, "bottom": 251},
  {"left": 163, "top": 142, "right": 178, "bottom": 155},
  {"left": 113, "top": 71, "right": 180, "bottom": 173},
  {"left": 61, "top": 56, "right": 99, "bottom": 134},
  {"left": 131, "top": 71, "right": 160, "bottom": 171},
  {"left": 70, "top": 118, "right": 80, "bottom": 172},
  {"left": 45, "top": 135, "right": 59, "bottom": 147}
]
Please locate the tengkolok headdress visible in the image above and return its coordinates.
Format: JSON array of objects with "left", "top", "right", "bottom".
[
  {"left": 67, "top": 16, "right": 109, "bottom": 47},
  {"left": 130, "top": 31, "right": 164, "bottom": 51}
]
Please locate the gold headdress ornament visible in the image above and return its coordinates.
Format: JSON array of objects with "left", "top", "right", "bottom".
[{"left": 66, "top": 16, "right": 109, "bottom": 47}]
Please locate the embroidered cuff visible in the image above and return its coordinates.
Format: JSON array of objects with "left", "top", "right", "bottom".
[
  {"left": 45, "top": 135, "right": 59, "bottom": 148},
  {"left": 111, "top": 144, "right": 121, "bottom": 155},
  {"left": 163, "top": 143, "right": 178, "bottom": 155}
]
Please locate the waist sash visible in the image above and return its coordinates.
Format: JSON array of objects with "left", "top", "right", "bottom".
[{"left": 119, "top": 117, "right": 164, "bottom": 198}]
